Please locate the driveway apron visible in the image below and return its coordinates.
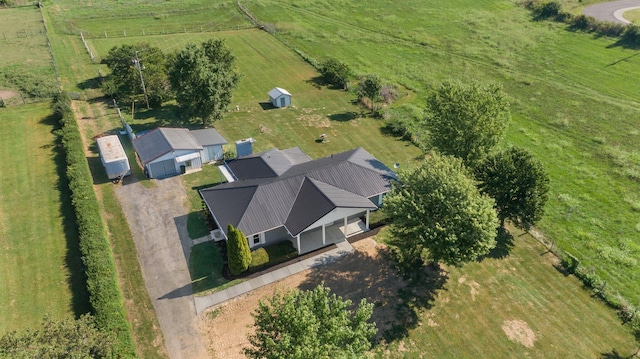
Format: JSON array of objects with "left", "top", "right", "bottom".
[{"left": 115, "top": 176, "right": 208, "bottom": 359}]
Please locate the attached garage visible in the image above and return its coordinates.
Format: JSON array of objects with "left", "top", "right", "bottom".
[{"left": 133, "top": 128, "right": 203, "bottom": 179}]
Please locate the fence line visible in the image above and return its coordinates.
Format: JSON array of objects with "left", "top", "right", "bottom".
[
  {"left": 79, "top": 32, "right": 95, "bottom": 62},
  {"left": 38, "top": 1, "right": 61, "bottom": 92},
  {"left": 78, "top": 23, "right": 255, "bottom": 40}
]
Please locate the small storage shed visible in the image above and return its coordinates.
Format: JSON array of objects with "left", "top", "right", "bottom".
[
  {"left": 132, "top": 128, "right": 203, "bottom": 179},
  {"left": 190, "top": 128, "right": 228, "bottom": 163},
  {"left": 96, "top": 135, "right": 131, "bottom": 180},
  {"left": 268, "top": 87, "right": 292, "bottom": 108}
]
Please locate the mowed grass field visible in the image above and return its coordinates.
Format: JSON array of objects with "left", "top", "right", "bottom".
[
  {"left": 241, "top": 0, "right": 640, "bottom": 305},
  {"left": 0, "top": 103, "right": 90, "bottom": 334},
  {"left": 371, "top": 227, "right": 636, "bottom": 357},
  {"left": 87, "top": 29, "right": 423, "bottom": 167}
]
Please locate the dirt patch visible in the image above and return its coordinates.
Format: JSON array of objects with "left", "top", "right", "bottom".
[
  {"left": 502, "top": 319, "right": 536, "bottom": 348},
  {"left": 297, "top": 113, "right": 331, "bottom": 128},
  {"left": 200, "top": 238, "right": 410, "bottom": 359}
]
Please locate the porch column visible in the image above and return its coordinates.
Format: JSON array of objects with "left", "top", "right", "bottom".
[
  {"left": 296, "top": 234, "right": 301, "bottom": 254},
  {"left": 366, "top": 209, "right": 370, "bottom": 230},
  {"left": 343, "top": 217, "right": 348, "bottom": 238},
  {"left": 322, "top": 223, "right": 326, "bottom": 245}
]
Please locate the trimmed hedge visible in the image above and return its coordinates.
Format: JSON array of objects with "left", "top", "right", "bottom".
[{"left": 52, "top": 93, "right": 136, "bottom": 357}]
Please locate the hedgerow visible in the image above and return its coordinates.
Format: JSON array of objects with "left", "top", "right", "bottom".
[{"left": 52, "top": 92, "right": 136, "bottom": 357}]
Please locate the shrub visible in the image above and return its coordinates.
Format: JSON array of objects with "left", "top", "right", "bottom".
[
  {"left": 249, "top": 248, "right": 269, "bottom": 269},
  {"left": 622, "top": 25, "right": 640, "bottom": 46},
  {"left": 226, "top": 224, "right": 251, "bottom": 275},
  {"left": 535, "top": 2, "right": 562, "bottom": 20},
  {"left": 52, "top": 93, "right": 135, "bottom": 357}
]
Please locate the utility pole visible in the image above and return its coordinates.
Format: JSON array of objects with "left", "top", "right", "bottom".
[{"left": 134, "top": 50, "right": 150, "bottom": 109}]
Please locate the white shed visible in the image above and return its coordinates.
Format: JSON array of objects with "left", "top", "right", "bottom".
[
  {"left": 96, "top": 135, "right": 131, "bottom": 180},
  {"left": 268, "top": 87, "right": 292, "bottom": 108}
]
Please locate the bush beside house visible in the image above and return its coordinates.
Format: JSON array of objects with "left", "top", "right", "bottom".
[{"left": 227, "top": 224, "right": 251, "bottom": 275}]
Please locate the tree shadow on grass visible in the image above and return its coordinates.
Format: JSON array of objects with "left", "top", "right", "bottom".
[
  {"left": 478, "top": 227, "right": 515, "bottom": 261},
  {"left": 41, "top": 114, "right": 92, "bottom": 317},
  {"left": 298, "top": 242, "right": 448, "bottom": 344},
  {"left": 599, "top": 348, "right": 637, "bottom": 359},
  {"left": 328, "top": 111, "right": 360, "bottom": 122},
  {"left": 77, "top": 76, "right": 101, "bottom": 90}
]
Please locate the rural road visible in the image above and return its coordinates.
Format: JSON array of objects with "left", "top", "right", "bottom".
[
  {"left": 583, "top": 0, "right": 640, "bottom": 24},
  {"left": 115, "top": 177, "right": 208, "bottom": 359}
]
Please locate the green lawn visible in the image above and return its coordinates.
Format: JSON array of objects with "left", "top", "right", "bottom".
[
  {"left": 624, "top": 8, "right": 640, "bottom": 24},
  {"left": 372, "top": 226, "right": 637, "bottom": 357},
  {"left": 242, "top": 0, "right": 640, "bottom": 306},
  {"left": 0, "top": 103, "right": 90, "bottom": 334}
]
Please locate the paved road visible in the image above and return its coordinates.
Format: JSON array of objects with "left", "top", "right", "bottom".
[
  {"left": 583, "top": 0, "right": 640, "bottom": 24},
  {"left": 115, "top": 177, "right": 208, "bottom": 359}
]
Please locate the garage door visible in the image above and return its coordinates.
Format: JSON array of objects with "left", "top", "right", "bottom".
[{"left": 149, "top": 159, "right": 178, "bottom": 179}]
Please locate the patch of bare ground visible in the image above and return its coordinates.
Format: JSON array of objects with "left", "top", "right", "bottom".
[
  {"left": 502, "top": 319, "right": 536, "bottom": 348},
  {"left": 200, "top": 237, "right": 446, "bottom": 358}
]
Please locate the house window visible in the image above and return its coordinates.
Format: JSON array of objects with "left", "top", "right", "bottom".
[
  {"left": 252, "top": 234, "right": 260, "bottom": 245},
  {"left": 184, "top": 160, "right": 192, "bottom": 167}
]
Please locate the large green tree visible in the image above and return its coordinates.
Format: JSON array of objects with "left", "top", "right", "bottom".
[
  {"left": 319, "top": 58, "right": 351, "bottom": 90},
  {"left": 169, "top": 39, "right": 241, "bottom": 126},
  {"left": 475, "top": 147, "right": 550, "bottom": 230},
  {"left": 226, "top": 224, "right": 251, "bottom": 275},
  {"left": 424, "top": 81, "right": 511, "bottom": 167},
  {"left": 102, "top": 43, "right": 170, "bottom": 107},
  {"left": 244, "top": 283, "right": 376, "bottom": 359},
  {"left": 384, "top": 153, "right": 498, "bottom": 267},
  {"left": 0, "top": 315, "right": 114, "bottom": 358}
]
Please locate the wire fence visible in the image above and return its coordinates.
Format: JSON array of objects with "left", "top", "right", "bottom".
[{"left": 77, "top": 23, "right": 256, "bottom": 40}]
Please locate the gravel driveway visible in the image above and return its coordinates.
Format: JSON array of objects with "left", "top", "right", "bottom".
[
  {"left": 115, "top": 176, "right": 208, "bottom": 359},
  {"left": 583, "top": 0, "right": 640, "bottom": 24}
]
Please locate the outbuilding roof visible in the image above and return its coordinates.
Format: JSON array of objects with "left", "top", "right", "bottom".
[
  {"left": 201, "top": 147, "right": 396, "bottom": 237},
  {"left": 268, "top": 87, "right": 291, "bottom": 99},
  {"left": 190, "top": 128, "right": 228, "bottom": 147}
]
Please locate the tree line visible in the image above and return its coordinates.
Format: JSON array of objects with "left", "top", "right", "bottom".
[{"left": 101, "top": 39, "right": 241, "bottom": 127}]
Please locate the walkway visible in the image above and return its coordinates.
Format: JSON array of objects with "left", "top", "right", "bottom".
[
  {"left": 194, "top": 240, "right": 355, "bottom": 314},
  {"left": 583, "top": 0, "right": 640, "bottom": 24}
]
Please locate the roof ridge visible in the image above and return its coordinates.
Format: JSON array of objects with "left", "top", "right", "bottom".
[
  {"left": 235, "top": 185, "right": 259, "bottom": 231},
  {"left": 283, "top": 176, "right": 313, "bottom": 225}
]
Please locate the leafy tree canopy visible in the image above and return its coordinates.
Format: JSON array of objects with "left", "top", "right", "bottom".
[
  {"left": 357, "top": 74, "right": 382, "bottom": 111},
  {"left": 319, "top": 58, "right": 351, "bottom": 90},
  {"left": 245, "top": 283, "right": 377, "bottom": 359},
  {"left": 424, "top": 81, "right": 510, "bottom": 167},
  {"left": 169, "top": 39, "right": 241, "bottom": 126},
  {"left": 102, "top": 43, "right": 169, "bottom": 107},
  {"left": 475, "top": 147, "right": 550, "bottom": 230},
  {"left": 384, "top": 153, "right": 498, "bottom": 267},
  {"left": 0, "top": 315, "right": 114, "bottom": 358}
]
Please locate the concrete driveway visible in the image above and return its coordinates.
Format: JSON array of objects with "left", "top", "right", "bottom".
[
  {"left": 115, "top": 176, "right": 208, "bottom": 359},
  {"left": 583, "top": 0, "right": 640, "bottom": 24}
]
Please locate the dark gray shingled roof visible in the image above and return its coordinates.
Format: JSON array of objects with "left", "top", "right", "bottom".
[
  {"left": 132, "top": 127, "right": 203, "bottom": 164},
  {"left": 200, "top": 147, "right": 396, "bottom": 237},
  {"left": 190, "top": 128, "right": 228, "bottom": 146}
]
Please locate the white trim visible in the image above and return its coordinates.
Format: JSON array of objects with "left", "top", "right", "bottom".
[
  {"left": 366, "top": 210, "right": 370, "bottom": 230},
  {"left": 249, "top": 232, "right": 265, "bottom": 248},
  {"left": 174, "top": 152, "right": 201, "bottom": 163}
]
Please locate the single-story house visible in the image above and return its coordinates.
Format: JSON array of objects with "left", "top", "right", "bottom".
[
  {"left": 200, "top": 147, "right": 397, "bottom": 254},
  {"left": 268, "top": 87, "right": 291, "bottom": 108},
  {"left": 132, "top": 127, "right": 227, "bottom": 179}
]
